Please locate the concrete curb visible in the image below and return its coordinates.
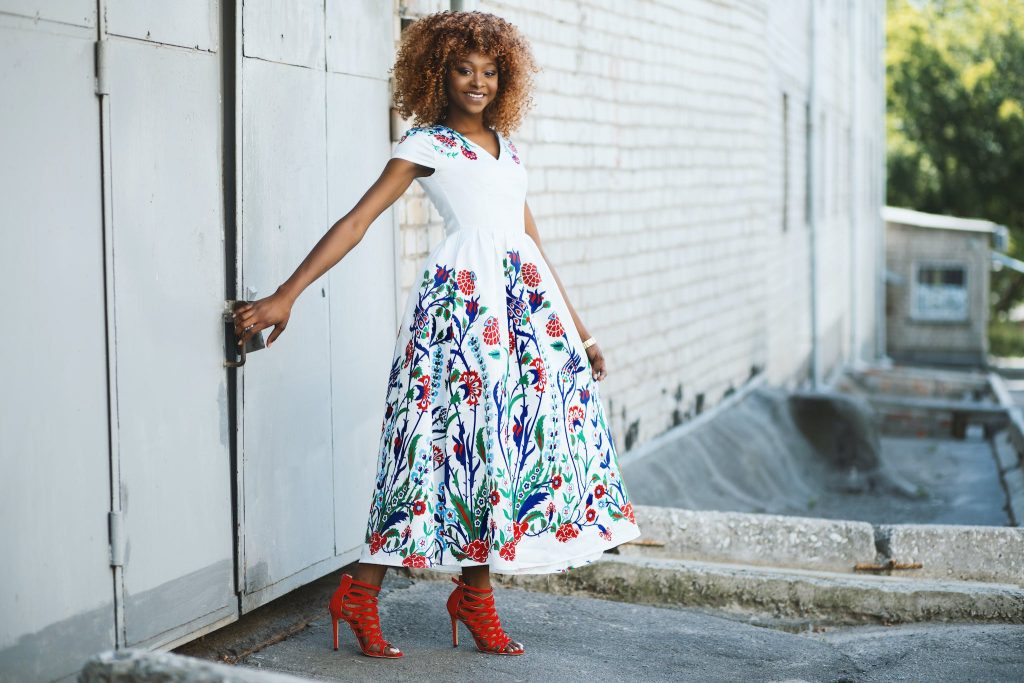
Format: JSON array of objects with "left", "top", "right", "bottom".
[
  {"left": 875, "top": 523, "right": 1024, "bottom": 585},
  {"left": 412, "top": 555, "right": 1024, "bottom": 626},
  {"left": 628, "top": 504, "right": 1024, "bottom": 586},
  {"left": 79, "top": 648, "right": 314, "bottom": 683},
  {"left": 623, "top": 505, "right": 877, "bottom": 573}
]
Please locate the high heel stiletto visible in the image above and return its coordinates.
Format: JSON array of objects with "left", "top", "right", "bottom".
[
  {"left": 446, "top": 577, "right": 524, "bottom": 655},
  {"left": 328, "top": 573, "right": 402, "bottom": 658}
]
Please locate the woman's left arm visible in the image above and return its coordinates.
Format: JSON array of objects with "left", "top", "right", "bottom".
[{"left": 523, "top": 201, "right": 607, "bottom": 381}]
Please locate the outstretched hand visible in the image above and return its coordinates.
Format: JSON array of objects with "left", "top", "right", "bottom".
[
  {"left": 233, "top": 289, "right": 293, "bottom": 349},
  {"left": 586, "top": 344, "right": 607, "bottom": 381}
]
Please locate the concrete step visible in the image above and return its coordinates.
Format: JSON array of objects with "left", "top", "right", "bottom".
[
  {"left": 628, "top": 504, "right": 1024, "bottom": 586},
  {"left": 423, "top": 554, "right": 1024, "bottom": 626}
]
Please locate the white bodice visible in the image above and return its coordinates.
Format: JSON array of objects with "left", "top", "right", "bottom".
[{"left": 391, "top": 124, "right": 528, "bottom": 239}]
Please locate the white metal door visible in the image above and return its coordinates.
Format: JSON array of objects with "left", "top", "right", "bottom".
[
  {"left": 0, "top": 6, "right": 116, "bottom": 681},
  {"left": 104, "top": 1, "right": 236, "bottom": 649},
  {"left": 238, "top": 0, "right": 397, "bottom": 611}
]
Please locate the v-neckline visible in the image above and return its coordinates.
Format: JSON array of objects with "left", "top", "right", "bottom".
[{"left": 440, "top": 124, "right": 501, "bottom": 161}]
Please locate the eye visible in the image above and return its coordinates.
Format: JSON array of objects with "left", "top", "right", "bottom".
[{"left": 485, "top": 71, "right": 497, "bottom": 77}]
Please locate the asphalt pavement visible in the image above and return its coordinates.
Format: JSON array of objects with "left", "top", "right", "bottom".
[{"left": 176, "top": 571, "right": 1024, "bottom": 683}]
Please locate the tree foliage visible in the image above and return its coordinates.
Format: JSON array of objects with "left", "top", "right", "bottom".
[{"left": 887, "top": 0, "right": 1024, "bottom": 313}]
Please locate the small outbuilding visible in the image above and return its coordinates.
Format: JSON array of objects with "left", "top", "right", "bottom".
[{"left": 883, "top": 206, "right": 1008, "bottom": 366}]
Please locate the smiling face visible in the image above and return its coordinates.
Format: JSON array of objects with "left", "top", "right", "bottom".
[{"left": 445, "top": 51, "right": 499, "bottom": 119}]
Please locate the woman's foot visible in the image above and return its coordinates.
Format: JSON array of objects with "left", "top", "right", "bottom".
[
  {"left": 446, "top": 572, "right": 524, "bottom": 655},
  {"left": 328, "top": 572, "right": 402, "bottom": 658}
]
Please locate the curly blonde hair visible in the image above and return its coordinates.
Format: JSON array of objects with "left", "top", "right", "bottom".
[{"left": 391, "top": 11, "right": 539, "bottom": 137}]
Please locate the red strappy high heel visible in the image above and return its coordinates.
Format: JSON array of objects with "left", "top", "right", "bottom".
[
  {"left": 328, "top": 573, "right": 402, "bottom": 658},
  {"left": 446, "top": 577, "right": 524, "bottom": 655}
]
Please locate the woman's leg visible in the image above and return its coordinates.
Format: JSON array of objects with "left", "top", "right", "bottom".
[
  {"left": 335, "top": 562, "right": 400, "bottom": 657},
  {"left": 350, "top": 561, "right": 388, "bottom": 587},
  {"left": 457, "top": 565, "right": 524, "bottom": 653}
]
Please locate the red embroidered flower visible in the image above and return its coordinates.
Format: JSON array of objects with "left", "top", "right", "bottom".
[
  {"left": 412, "top": 500, "right": 427, "bottom": 516},
  {"left": 522, "top": 262, "right": 542, "bottom": 287},
  {"left": 456, "top": 269, "right": 476, "bottom": 295},
  {"left": 434, "top": 133, "right": 456, "bottom": 147},
  {"left": 461, "top": 369, "right": 483, "bottom": 406},
  {"left": 599, "top": 528, "right": 613, "bottom": 542},
  {"left": 594, "top": 484, "right": 606, "bottom": 499},
  {"left": 551, "top": 474, "right": 562, "bottom": 490},
  {"left": 513, "top": 520, "right": 529, "bottom": 541},
  {"left": 488, "top": 490, "right": 501, "bottom": 506},
  {"left": 621, "top": 502, "right": 636, "bottom": 523},
  {"left": 463, "top": 539, "right": 489, "bottom": 563},
  {"left": 546, "top": 501, "right": 556, "bottom": 516},
  {"left": 433, "top": 444, "right": 445, "bottom": 466},
  {"left": 499, "top": 540, "right": 517, "bottom": 561},
  {"left": 402, "top": 553, "right": 429, "bottom": 568},
  {"left": 530, "top": 357, "right": 547, "bottom": 393},
  {"left": 568, "top": 405, "right": 585, "bottom": 429},
  {"left": 545, "top": 312, "right": 564, "bottom": 337},
  {"left": 482, "top": 316, "right": 500, "bottom": 345},
  {"left": 416, "top": 375, "right": 431, "bottom": 411},
  {"left": 369, "top": 532, "right": 385, "bottom": 555},
  {"left": 555, "top": 523, "right": 579, "bottom": 543},
  {"left": 404, "top": 339, "right": 414, "bottom": 367},
  {"left": 508, "top": 328, "right": 517, "bottom": 355},
  {"left": 585, "top": 508, "right": 597, "bottom": 523},
  {"left": 460, "top": 146, "right": 478, "bottom": 160}
]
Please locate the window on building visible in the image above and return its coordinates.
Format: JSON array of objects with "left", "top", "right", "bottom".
[
  {"left": 804, "top": 101, "right": 811, "bottom": 225},
  {"left": 912, "top": 263, "right": 968, "bottom": 322},
  {"left": 782, "top": 92, "right": 789, "bottom": 232},
  {"left": 819, "top": 111, "right": 827, "bottom": 220}
]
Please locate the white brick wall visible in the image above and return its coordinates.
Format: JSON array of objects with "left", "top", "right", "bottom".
[{"left": 390, "top": 0, "right": 885, "bottom": 454}]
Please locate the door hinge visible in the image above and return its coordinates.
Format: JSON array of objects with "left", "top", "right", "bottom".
[
  {"left": 108, "top": 510, "right": 125, "bottom": 567},
  {"left": 95, "top": 39, "right": 109, "bottom": 96}
]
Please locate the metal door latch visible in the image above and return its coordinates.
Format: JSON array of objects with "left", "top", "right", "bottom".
[{"left": 224, "top": 299, "right": 266, "bottom": 367}]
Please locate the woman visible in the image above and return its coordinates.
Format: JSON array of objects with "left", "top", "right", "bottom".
[{"left": 233, "top": 10, "right": 641, "bottom": 659}]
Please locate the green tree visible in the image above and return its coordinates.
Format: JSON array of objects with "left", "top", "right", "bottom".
[{"left": 887, "top": 0, "right": 1024, "bottom": 314}]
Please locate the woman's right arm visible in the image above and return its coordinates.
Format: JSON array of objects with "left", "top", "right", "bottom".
[{"left": 233, "top": 157, "right": 431, "bottom": 347}]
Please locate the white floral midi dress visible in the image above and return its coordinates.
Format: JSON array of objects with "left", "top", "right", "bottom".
[{"left": 359, "top": 124, "right": 641, "bottom": 574}]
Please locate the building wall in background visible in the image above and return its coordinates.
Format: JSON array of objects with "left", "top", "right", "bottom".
[{"left": 395, "top": 0, "right": 886, "bottom": 451}]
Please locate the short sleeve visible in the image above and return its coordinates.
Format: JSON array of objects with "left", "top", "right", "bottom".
[{"left": 391, "top": 128, "right": 437, "bottom": 169}]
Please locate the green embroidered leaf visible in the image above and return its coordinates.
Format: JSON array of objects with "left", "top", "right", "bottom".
[
  {"left": 551, "top": 341, "right": 565, "bottom": 352},
  {"left": 534, "top": 415, "right": 545, "bottom": 451},
  {"left": 476, "top": 427, "right": 487, "bottom": 462},
  {"left": 488, "top": 350, "right": 502, "bottom": 359},
  {"left": 407, "top": 433, "right": 422, "bottom": 470},
  {"left": 543, "top": 300, "right": 552, "bottom": 308},
  {"left": 450, "top": 491, "right": 473, "bottom": 530}
]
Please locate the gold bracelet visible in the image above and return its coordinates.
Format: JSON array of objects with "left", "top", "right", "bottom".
[{"left": 582, "top": 336, "right": 596, "bottom": 350}]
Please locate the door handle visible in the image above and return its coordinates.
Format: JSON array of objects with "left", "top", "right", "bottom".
[{"left": 224, "top": 299, "right": 266, "bottom": 368}]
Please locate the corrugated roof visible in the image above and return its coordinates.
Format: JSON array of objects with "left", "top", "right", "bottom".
[{"left": 882, "top": 206, "right": 1005, "bottom": 234}]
